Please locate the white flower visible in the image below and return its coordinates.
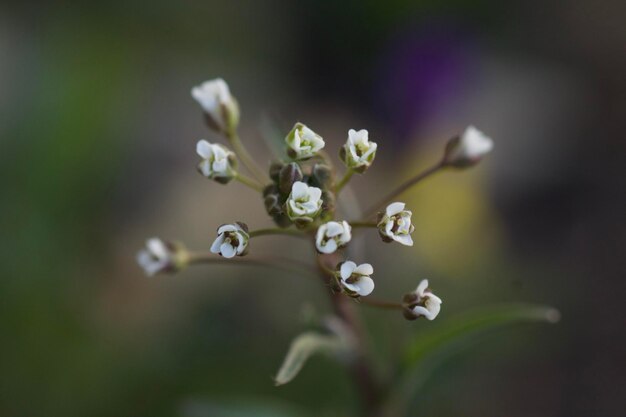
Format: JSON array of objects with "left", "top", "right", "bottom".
[
  {"left": 191, "top": 78, "right": 239, "bottom": 132},
  {"left": 377, "top": 202, "right": 414, "bottom": 246},
  {"left": 286, "top": 181, "right": 323, "bottom": 224},
  {"left": 341, "top": 129, "right": 377, "bottom": 172},
  {"left": 338, "top": 261, "right": 375, "bottom": 297},
  {"left": 285, "top": 122, "right": 325, "bottom": 160},
  {"left": 444, "top": 125, "right": 493, "bottom": 167},
  {"left": 210, "top": 223, "right": 249, "bottom": 258},
  {"left": 137, "top": 238, "right": 185, "bottom": 276},
  {"left": 316, "top": 221, "right": 352, "bottom": 254},
  {"left": 405, "top": 279, "right": 442, "bottom": 320},
  {"left": 196, "top": 140, "right": 237, "bottom": 183}
]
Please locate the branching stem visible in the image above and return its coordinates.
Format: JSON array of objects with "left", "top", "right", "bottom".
[
  {"left": 227, "top": 131, "right": 270, "bottom": 183},
  {"left": 235, "top": 173, "right": 264, "bottom": 192},
  {"left": 363, "top": 161, "right": 445, "bottom": 218},
  {"left": 249, "top": 227, "right": 308, "bottom": 239},
  {"left": 335, "top": 169, "right": 354, "bottom": 193}
]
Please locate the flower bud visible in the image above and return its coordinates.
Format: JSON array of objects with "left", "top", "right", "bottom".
[
  {"left": 377, "top": 202, "right": 415, "bottom": 246},
  {"left": 279, "top": 162, "right": 304, "bottom": 195},
  {"left": 269, "top": 161, "right": 285, "bottom": 183},
  {"left": 315, "top": 221, "right": 352, "bottom": 254},
  {"left": 336, "top": 261, "right": 375, "bottom": 297},
  {"left": 443, "top": 125, "right": 493, "bottom": 168},
  {"left": 285, "top": 181, "right": 323, "bottom": 226},
  {"left": 137, "top": 238, "right": 189, "bottom": 276},
  {"left": 285, "top": 122, "right": 325, "bottom": 160},
  {"left": 310, "top": 163, "right": 333, "bottom": 190},
  {"left": 196, "top": 140, "right": 238, "bottom": 184},
  {"left": 402, "top": 279, "right": 442, "bottom": 321},
  {"left": 340, "top": 129, "right": 377, "bottom": 173},
  {"left": 210, "top": 222, "right": 249, "bottom": 258},
  {"left": 191, "top": 78, "right": 240, "bottom": 134}
]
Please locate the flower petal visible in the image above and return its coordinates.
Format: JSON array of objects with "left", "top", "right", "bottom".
[
  {"left": 354, "top": 263, "right": 373, "bottom": 276},
  {"left": 196, "top": 140, "right": 214, "bottom": 158},
  {"left": 386, "top": 202, "right": 405, "bottom": 216},
  {"left": 220, "top": 242, "right": 236, "bottom": 258},
  {"left": 340, "top": 261, "right": 357, "bottom": 280},
  {"left": 416, "top": 279, "right": 429, "bottom": 296},
  {"left": 355, "top": 276, "right": 375, "bottom": 296}
]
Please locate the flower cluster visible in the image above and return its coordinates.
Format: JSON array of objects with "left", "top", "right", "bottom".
[{"left": 138, "top": 77, "right": 495, "bottom": 323}]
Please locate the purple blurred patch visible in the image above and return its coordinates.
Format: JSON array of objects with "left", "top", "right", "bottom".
[{"left": 376, "top": 23, "right": 477, "bottom": 142}]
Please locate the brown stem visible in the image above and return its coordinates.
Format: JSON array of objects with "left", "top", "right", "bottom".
[
  {"left": 317, "top": 254, "right": 384, "bottom": 417},
  {"left": 363, "top": 161, "right": 445, "bottom": 219}
]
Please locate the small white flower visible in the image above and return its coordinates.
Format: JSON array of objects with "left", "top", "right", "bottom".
[
  {"left": 210, "top": 223, "right": 249, "bottom": 258},
  {"left": 337, "top": 261, "right": 375, "bottom": 297},
  {"left": 444, "top": 125, "right": 493, "bottom": 167},
  {"left": 405, "top": 279, "right": 442, "bottom": 320},
  {"left": 285, "top": 122, "right": 325, "bottom": 160},
  {"left": 196, "top": 140, "right": 237, "bottom": 184},
  {"left": 286, "top": 181, "right": 323, "bottom": 224},
  {"left": 137, "top": 238, "right": 185, "bottom": 276},
  {"left": 316, "top": 221, "right": 352, "bottom": 254},
  {"left": 191, "top": 78, "right": 239, "bottom": 132},
  {"left": 377, "top": 202, "right": 414, "bottom": 246},
  {"left": 341, "top": 129, "right": 378, "bottom": 173}
]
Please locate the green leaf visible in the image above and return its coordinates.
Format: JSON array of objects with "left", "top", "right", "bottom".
[
  {"left": 383, "top": 304, "right": 560, "bottom": 417},
  {"left": 274, "top": 331, "right": 347, "bottom": 386},
  {"left": 405, "top": 303, "right": 560, "bottom": 366}
]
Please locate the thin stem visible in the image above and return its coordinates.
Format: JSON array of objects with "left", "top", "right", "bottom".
[
  {"left": 335, "top": 169, "right": 354, "bottom": 193},
  {"left": 235, "top": 173, "right": 264, "bottom": 192},
  {"left": 359, "top": 297, "right": 404, "bottom": 311},
  {"left": 227, "top": 131, "right": 270, "bottom": 183},
  {"left": 249, "top": 227, "right": 307, "bottom": 239},
  {"left": 350, "top": 221, "right": 377, "bottom": 229},
  {"left": 363, "top": 161, "right": 445, "bottom": 219},
  {"left": 317, "top": 254, "right": 383, "bottom": 416},
  {"left": 188, "top": 252, "right": 316, "bottom": 278}
]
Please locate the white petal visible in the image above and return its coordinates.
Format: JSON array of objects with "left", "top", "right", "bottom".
[
  {"left": 147, "top": 238, "right": 168, "bottom": 259},
  {"left": 220, "top": 242, "right": 236, "bottom": 258},
  {"left": 307, "top": 186, "right": 322, "bottom": 202},
  {"left": 412, "top": 306, "right": 431, "bottom": 319},
  {"left": 386, "top": 202, "right": 405, "bottom": 216},
  {"left": 217, "top": 224, "right": 238, "bottom": 234},
  {"left": 210, "top": 235, "right": 224, "bottom": 253},
  {"left": 393, "top": 234, "right": 414, "bottom": 246},
  {"left": 354, "top": 263, "right": 373, "bottom": 276},
  {"left": 198, "top": 160, "right": 212, "bottom": 177},
  {"left": 291, "top": 181, "right": 308, "bottom": 199},
  {"left": 319, "top": 239, "right": 337, "bottom": 254},
  {"left": 212, "top": 158, "right": 228, "bottom": 173},
  {"left": 325, "top": 221, "right": 344, "bottom": 237},
  {"left": 340, "top": 261, "right": 357, "bottom": 280},
  {"left": 354, "top": 276, "right": 375, "bottom": 296},
  {"left": 196, "top": 140, "right": 214, "bottom": 158},
  {"left": 416, "top": 279, "right": 429, "bottom": 296}
]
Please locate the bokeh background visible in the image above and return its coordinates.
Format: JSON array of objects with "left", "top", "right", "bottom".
[{"left": 1, "top": 1, "right": 625, "bottom": 416}]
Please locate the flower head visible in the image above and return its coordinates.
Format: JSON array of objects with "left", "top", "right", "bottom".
[
  {"left": 340, "top": 129, "right": 378, "bottom": 173},
  {"left": 316, "top": 221, "right": 352, "bottom": 254},
  {"left": 337, "top": 261, "right": 375, "bottom": 297},
  {"left": 444, "top": 125, "right": 493, "bottom": 168},
  {"left": 377, "top": 202, "right": 414, "bottom": 246},
  {"left": 196, "top": 140, "right": 237, "bottom": 183},
  {"left": 285, "top": 122, "right": 325, "bottom": 160},
  {"left": 403, "top": 279, "right": 442, "bottom": 320},
  {"left": 191, "top": 78, "right": 239, "bottom": 133},
  {"left": 137, "top": 238, "right": 187, "bottom": 276},
  {"left": 285, "top": 181, "right": 323, "bottom": 225},
  {"left": 210, "top": 222, "right": 249, "bottom": 258}
]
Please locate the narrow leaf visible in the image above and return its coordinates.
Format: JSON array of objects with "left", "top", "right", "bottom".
[
  {"left": 274, "top": 331, "right": 346, "bottom": 386},
  {"left": 405, "top": 303, "right": 560, "bottom": 366}
]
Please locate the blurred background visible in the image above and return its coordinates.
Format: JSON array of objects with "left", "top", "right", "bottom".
[{"left": 1, "top": 1, "right": 625, "bottom": 416}]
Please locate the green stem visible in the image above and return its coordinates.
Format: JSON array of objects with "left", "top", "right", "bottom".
[
  {"left": 350, "top": 221, "right": 377, "bottom": 229},
  {"left": 363, "top": 161, "right": 445, "bottom": 219},
  {"left": 187, "top": 253, "right": 316, "bottom": 277},
  {"left": 335, "top": 169, "right": 354, "bottom": 193},
  {"left": 249, "top": 227, "right": 307, "bottom": 239},
  {"left": 359, "top": 297, "right": 404, "bottom": 311},
  {"left": 235, "top": 173, "right": 264, "bottom": 192},
  {"left": 227, "top": 131, "right": 270, "bottom": 183}
]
